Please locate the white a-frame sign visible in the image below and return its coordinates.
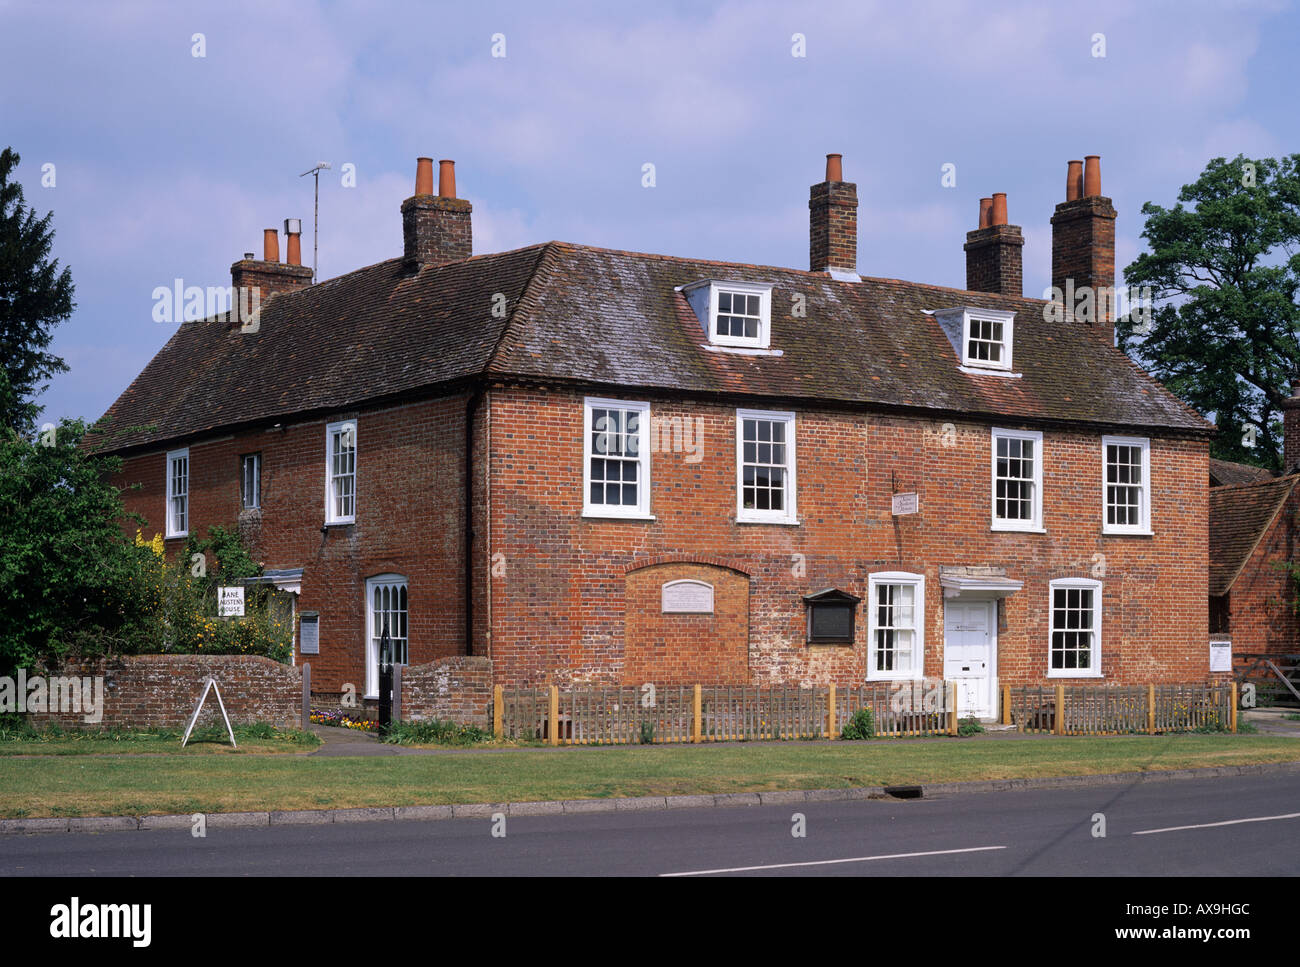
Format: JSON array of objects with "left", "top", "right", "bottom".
[{"left": 181, "top": 677, "right": 238, "bottom": 748}]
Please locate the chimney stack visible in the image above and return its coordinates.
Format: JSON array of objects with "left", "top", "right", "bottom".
[
  {"left": 230, "top": 225, "right": 313, "bottom": 313},
  {"left": 1284, "top": 394, "right": 1300, "bottom": 475},
  {"left": 402, "top": 156, "right": 473, "bottom": 273},
  {"left": 1052, "top": 154, "right": 1117, "bottom": 345},
  {"left": 964, "top": 192, "right": 1023, "bottom": 295},
  {"left": 809, "top": 153, "right": 858, "bottom": 276}
]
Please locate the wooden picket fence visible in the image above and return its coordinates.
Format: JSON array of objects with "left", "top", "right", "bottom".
[
  {"left": 495, "top": 681, "right": 959, "bottom": 745},
  {"left": 1004, "top": 682, "right": 1237, "bottom": 735}
]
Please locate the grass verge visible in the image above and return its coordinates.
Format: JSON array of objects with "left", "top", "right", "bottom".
[
  {"left": 0, "top": 733, "right": 1297, "bottom": 818},
  {"left": 0, "top": 722, "right": 320, "bottom": 757}
]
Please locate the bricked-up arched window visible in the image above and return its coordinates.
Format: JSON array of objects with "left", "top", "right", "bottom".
[{"left": 365, "top": 575, "right": 407, "bottom": 698}]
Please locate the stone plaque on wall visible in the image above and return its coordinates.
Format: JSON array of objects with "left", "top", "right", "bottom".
[{"left": 662, "top": 580, "right": 714, "bottom": 614}]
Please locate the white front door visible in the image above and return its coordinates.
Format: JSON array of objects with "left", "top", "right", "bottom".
[{"left": 944, "top": 601, "right": 994, "bottom": 718}]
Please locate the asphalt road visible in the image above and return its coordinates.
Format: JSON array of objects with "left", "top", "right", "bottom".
[{"left": 3, "top": 771, "right": 1298, "bottom": 876}]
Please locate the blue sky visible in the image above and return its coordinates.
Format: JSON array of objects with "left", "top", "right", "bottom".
[{"left": 3, "top": 0, "right": 1298, "bottom": 425}]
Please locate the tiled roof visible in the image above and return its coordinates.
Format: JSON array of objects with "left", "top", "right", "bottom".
[
  {"left": 1208, "top": 475, "right": 1299, "bottom": 595},
  {"left": 1209, "top": 458, "right": 1273, "bottom": 487},
  {"left": 91, "top": 240, "right": 1212, "bottom": 455}
]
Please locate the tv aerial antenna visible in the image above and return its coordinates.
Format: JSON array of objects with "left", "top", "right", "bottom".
[{"left": 300, "top": 162, "right": 331, "bottom": 283}]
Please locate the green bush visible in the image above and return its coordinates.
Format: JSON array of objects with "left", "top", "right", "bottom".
[
  {"left": 957, "top": 717, "right": 985, "bottom": 736},
  {"left": 383, "top": 719, "right": 492, "bottom": 746},
  {"left": 840, "top": 708, "right": 875, "bottom": 740},
  {"left": 639, "top": 720, "right": 655, "bottom": 744},
  {"left": 0, "top": 417, "right": 291, "bottom": 671}
]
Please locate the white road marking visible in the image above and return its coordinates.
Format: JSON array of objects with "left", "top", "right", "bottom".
[
  {"left": 660, "top": 845, "right": 1006, "bottom": 877},
  {"left": 1133, "top": 812, "right": 1300, "bottom": 836}
]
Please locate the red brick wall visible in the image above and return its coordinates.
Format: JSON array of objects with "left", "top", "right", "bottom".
[
  {"left": 486, "top": 385, "right": 1209, "bottom": 689},
  {"left": 1225, "top": 495, "right": 1299, "bottom": 657},
  {"left": 112, "top": 394, "right": 471, "bottom": 696},
  {"left": 400, "top": 656, "right": 493, "bottom": 729},
  {"left": 26, "top": 655, "right": 300, "bottom": 730}
]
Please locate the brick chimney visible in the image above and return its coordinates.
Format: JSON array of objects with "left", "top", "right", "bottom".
[
  {"left": 1283, "top": 394, "right": 1300, "bottom": 475},
  {"left": 1051, "top": 155, "right": 1117, "bottom": 344},
  {"left": 809, "top": 153, "right": 858, "bottom": 276},
  {"left": 229, "top": 226, "right": 313, "bottom": 306},
  {"left": 964, "top": 191, "right": 1023, "bottom": 295},
  {"left": 402, "top": 157, "right": 472, "bottom": 273}
]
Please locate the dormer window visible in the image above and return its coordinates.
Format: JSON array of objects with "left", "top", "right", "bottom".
[
  {"left": 681, "top": 280, "right": 772, "bottom": 350},
  {"left": 967, "top": 315, "right": 1008, "bottom": 367},
  {"left": 933, "top": 306, "right": 1016, "bottom": 374}
]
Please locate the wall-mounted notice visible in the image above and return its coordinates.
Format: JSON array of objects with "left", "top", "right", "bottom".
[
  {"left": 662, "top": 580, "right": 714, "bottom": 614},
  {"left": 892, "top": 492, "right": 919, "bottom": 516},
  {"left": 300, "top": 612, "right": 320, "bottom": 655},
  {"left": 1209, "top": 639, "right": 1232, "bottom": 673},
  {"left": 218, "top": 586, "right": 245, "bottom": 617}
]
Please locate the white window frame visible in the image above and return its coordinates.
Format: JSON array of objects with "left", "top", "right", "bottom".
[
  {"left": 866, "top": 571, "right": 926, "bottom": 681},
  {"left": 962, "top": 308, "right": 1015, "bottom": 371},
  {"left": 708, "top": 281, "right": 772, "bottom": 349},
  {"left": 582, "top": 398, "right": 652, "bottom": 519},
  {"left": 325, "top": 420, "right": 356, "bottom": 525},
  {"left": 1047, "top": 577, "right": 1103, "bottom": 678},
  {"left": 991, "top": 427, "right": 1044, "bottom": 532},
  {"left": 165, "top": 447, "right": 189, "bottom": 538},
  {"left": 735, "top": 408, "right": 797, "bottom": 524},
  {"left": 1101, "top": 435, "right": 1152, "bottom": 535},
  {"left": 241, "top": 452, "right": 261, "bottom": 511},
  {"left": 365, "top": 574, "right": 408, "bottom": 699}
]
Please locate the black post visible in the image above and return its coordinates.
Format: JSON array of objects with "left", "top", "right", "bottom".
[{"left": 378, "top": 621, "right": 393, "bottom": 737}]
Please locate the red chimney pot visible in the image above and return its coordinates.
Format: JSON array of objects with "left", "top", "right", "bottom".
[
  {"left": 1083, "top": 155, "right": 1101, "bottom": 197},
  {"left": 439, "top": 160, "right": 457, "bottom": 198},
  {"left": 978, "top": 197, "right": 993, "bottom": 229},
  {"left": 263, "top": 228, "right": 280, "bottom": 263},
  {"left": 991, "top": 193, "right": 1008, "bottom": 227},
  {"left": 825, "top": 153, "right": 843, "bottom": 183},
  {"left": 414, "top": 157, "right": 434, "bottom": 196},
  {"left": 1066, "top": 160, "right": 1084, "bottom": 202}
]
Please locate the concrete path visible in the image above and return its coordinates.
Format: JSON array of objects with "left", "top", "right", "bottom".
[
  {"left": 1245, "top": 708, "right": 1300, "bottom": 736},
  {"left": 307, "top": 724, "right": 415, "bottom": 757}
]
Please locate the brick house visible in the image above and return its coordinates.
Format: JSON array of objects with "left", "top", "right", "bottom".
[
  {"left": 94, "top": 152, "right": 1216, "bottom": 720},
  {"left": 1207, "top": 404, "right": 1300, "bottom": 658}
]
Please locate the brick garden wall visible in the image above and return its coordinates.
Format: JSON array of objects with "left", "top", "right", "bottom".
[
  {"left": 25, "top": 655, "right": 301, "bottom": 730},
  {"left": 400, "top": 656, "right": 493, "bottom": 729}
]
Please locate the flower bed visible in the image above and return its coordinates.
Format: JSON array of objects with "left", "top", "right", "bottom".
[{"left": 309, "top": 708, "right": 378, "bottom": 732}]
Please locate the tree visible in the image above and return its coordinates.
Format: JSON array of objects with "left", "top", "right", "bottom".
[
  {"left": 0, "top": 419, "right": 159, "bottom": 673},
  {"left": 0, "top": 146, "right": 75, "bottom": 438},
  {"left": 1122, "top": 154, "right": 1300, "bottom": 471}
]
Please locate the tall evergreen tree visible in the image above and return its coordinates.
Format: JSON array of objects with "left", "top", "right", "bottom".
[
  {"left": 0, "top": 147, "right": 75, "bottom": 438},
  {"left": 1122, "top": 154, "right": 1300, "bottom": 471}
]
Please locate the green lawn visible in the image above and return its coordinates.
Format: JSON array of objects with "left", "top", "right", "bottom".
[
  {"left": 0, "top": 724, "right": 320, "bottom": 757},
  {"left": 1, "top": 734, "right": 1297, "bottom": 819}
]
